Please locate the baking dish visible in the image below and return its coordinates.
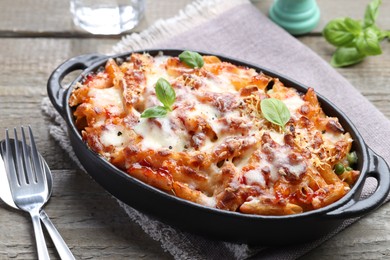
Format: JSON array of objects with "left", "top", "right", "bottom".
[{"left": 47, "top": 49, "right": 390, "bottom": 244}]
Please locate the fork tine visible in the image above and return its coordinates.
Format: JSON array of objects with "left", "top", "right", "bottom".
[
  {"left": 16, "top": 127, "right": 33, "bottom": 185},
  {"left": 27, "top": 126, "right": 45, "bottom": 184},
  {"left": 3, "top": 129, "right": 18, "bottom": 185},
  {"left": 20, "top": 126, "right": 33, "bottom": 184},
  {"left": 4, "top": 129, "right": 11, "bottom": 166},
  {"left": 14, "top": 128, "right": 27, "bottom": 186}
]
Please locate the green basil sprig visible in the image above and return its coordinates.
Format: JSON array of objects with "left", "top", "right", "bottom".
[
  {"left": 141, "top": 78, "right": 176, "bottom": 118},
  {"left": 141, "top": 105, "right": 170, "bottom": 118},
  {"left": 323, "top": 0, "right": 389, "bottom": 67},
  {"left": 260, "top": 98, "right": 291, "bottom": 131},
  {"left": 179, "top": 50, "right": 204, "bottom": 68}
]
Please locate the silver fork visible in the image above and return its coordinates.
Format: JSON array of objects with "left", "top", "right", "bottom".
[{"left": 2, "top": 126, "right": 50, "bottom": 259}]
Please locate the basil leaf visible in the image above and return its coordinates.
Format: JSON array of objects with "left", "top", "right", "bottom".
[
  {"left": 370, "top": 24, "right": 385, "bottom": 40},
  {"left": 344, "top": 17, "right": 362, "bottom": 35},
  {"left": 377, "top": 29, "right": 390, "bottom": 41},
  {"left": 179, "top": 50, "right": 204, "bottom": 68},
  {"left": 330, "top": 47, "right": 366, "bottom": 67},
  {"left": 364, "top": 0, "right": 381, "bottom": 28},
  {"left": 140, "top": 106, "right": 169, "bottom": 118},
  {"left": 260, "top": 98, "right": 291, "bottom": 131},
  {"left": 155, "top": 78, "right": 176, "bottom": 109},
  {"left": 356, "top": 27, "right": 382, "bottom": 55},
  {"left": 323, "top": 18, "right": 358, "bottom": 47},
  {"left": 141, "top": 78, "right": 176, "bottom": 118}
]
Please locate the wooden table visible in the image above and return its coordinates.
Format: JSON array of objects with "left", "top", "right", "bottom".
[{"left": 0, "top": 0, "right": 389, "bottom": 259}]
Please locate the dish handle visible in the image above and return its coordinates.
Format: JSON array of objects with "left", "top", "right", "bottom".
[
  {"left": 47, "top": 53, "right": 107, "bottom": 118},
  {"left": 326, "top": 147, "right": 390, "bottom": 219}
]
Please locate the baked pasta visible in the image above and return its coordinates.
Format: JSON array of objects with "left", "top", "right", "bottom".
[{"left": 69, "top": 51, "right": 360, "bottom": 215}]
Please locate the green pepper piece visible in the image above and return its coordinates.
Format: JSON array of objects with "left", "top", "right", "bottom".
[
  {"left": 334, "top": 163, "right": 345, "bottom": 175},
  {"left": 347, "top": 151, "right": 358, "bottom": 166}
]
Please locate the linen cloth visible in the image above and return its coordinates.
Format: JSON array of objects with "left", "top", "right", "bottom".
[{"left": 42, "top": 0, "right": 390, "bottom": 259}]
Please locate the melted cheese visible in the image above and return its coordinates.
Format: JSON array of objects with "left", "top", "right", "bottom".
[
  {"left": 134, "top": 117, "right": 188, "bottom": 150},
  {"left": 323, "top": 132, "right": 344, "bottom": 144},
  {"left": 259, "top": 143, "right": 306, "bottom": 181},
  {"left": 89, "top": 87, "right": 123, "bottom": 116},
  {"left": 283, "top": 95, "right": 305, "bottom": 119},
  {"left": 204, "top": 72, "right": 236, "bottom": 93},
  {"left": 269, "top": 131, "right": 285, "bottom": 145},
  {"left": 100, "top": 124, "right": 127, "bottom": 147},
  {"left": 284, "top": 95, "right": 305, "bottom": 112},
  {"left": 245, "top": 169, "right": 266, "bottom": 187},
  {"left": 146, "top": 56, "right": 170, "bottom": 89}
]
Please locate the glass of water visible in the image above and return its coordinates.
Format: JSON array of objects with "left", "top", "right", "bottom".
[{"left": 70, "top": 0, "right": 145, "bottom": 35}]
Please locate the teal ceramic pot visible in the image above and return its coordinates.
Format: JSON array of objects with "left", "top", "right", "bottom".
[{"left": 269, "top": 0, "right": 320, "bottom": 35}]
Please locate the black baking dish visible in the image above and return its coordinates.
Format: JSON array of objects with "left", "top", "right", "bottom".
[{"left": 47, "top": 49, "right": 390, "bottom": 245}]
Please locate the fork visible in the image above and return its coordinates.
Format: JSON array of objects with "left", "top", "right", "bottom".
[{"left": 2, "top": 126, "right": 50, "bottom": 259}]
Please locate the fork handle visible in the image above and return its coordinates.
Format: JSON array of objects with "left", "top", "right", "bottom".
[
  {"left": 30, "top": 211, "right": 50, "bottom": 260},
  {"left": 40, "top": 210, "right": 76, "bottom": 260}
]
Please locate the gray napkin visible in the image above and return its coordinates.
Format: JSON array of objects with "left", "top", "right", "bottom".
[{"left": 42, "top": 0, "right": 390, "bottom": 259}]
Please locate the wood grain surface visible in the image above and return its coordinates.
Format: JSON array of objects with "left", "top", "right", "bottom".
[{"left": 0, "top": 0, "right": 389, "bottom": 259}]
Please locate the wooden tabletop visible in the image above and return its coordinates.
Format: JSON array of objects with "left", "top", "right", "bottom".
[{"left": 0, "top": 0, "right": 389, "bottom": 259}]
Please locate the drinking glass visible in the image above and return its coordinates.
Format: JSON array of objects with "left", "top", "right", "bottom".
[{"left": 70, "top": 0, "right": 145, "bottom": 35}]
